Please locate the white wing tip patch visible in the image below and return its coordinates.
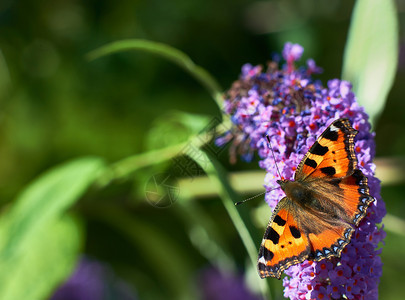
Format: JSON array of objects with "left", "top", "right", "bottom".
[
  {"left": 329, "top": 124, "right": 339, "bottom": 132},
  {"left": 258, "top": 256, "right": 266, "bottom": 264}
]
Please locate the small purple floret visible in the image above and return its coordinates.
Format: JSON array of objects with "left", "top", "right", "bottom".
[{"left": 282, "top": 42, "right": 304, "bottom": 62}]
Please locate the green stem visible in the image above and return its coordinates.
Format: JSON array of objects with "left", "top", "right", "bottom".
[
  {"left": 87, "top": 39, "right": 224, "bottom": 107},
  {"left": 185, "top": 148, "right": 271, "bottom": 300},
  {"left": 109, "top": 141, "right": 188, "bottom": 179},
  {"left": 96, "top": 116, "right": 232, "bottom": 185}
]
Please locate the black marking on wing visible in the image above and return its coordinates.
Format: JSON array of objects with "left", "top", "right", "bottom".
[
  {"left": 351, "top": 169, "right": 375, "bottom": 226},
  {"left": 352, "top": 169, "right": 363, "bottom": 185},
  {"left": 309, "top": 142, "right": 328, "bottom": 156},
  {"left": 320, "top": 166, "right": 336, "bottom": 176},
  {"left": 304, "top": 158, "right": 317, "bottom": 168},
  {"left": 274, "top": 215, "right": 287, "bottom": 226},
  {"left": 263, "top": 247, "right": 274, "bottom": 261},
  {"left": 268, "top": 228, "right": 280, "bottom": 244},
  {"left": 289, "top": 226, "right": 301, "bottom": 239},
  {"left": 322, "top": 127, "right": 339, "bottom": 141}
]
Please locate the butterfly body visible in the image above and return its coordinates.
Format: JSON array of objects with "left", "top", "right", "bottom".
[
  {"left": 258, "top": 119, "right": 374, "bottom": 279},
  {"left": 278, "top": 180, "right": 313, "bottom": 208}
]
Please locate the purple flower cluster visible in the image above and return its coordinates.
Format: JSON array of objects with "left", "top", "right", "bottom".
[
  {"left": 199, "top": 267, "right": 261, "bottom": 300},
  {"left": 50, "top": 256, "right": 137, "bottom": 300},
  {"left": 220, "top": 43, "right": 386, "bottom": 299}
]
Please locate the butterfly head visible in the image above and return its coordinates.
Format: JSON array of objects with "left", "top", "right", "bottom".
[
  {"left": 277, "top": 179, "right": 307, "bottom": 203},
  {"left": 276, "top": 179, "right": 289, "bottom": 190}
]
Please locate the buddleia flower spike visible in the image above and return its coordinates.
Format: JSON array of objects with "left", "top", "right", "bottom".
[{"left": 219, "top": 42, "right": 385, "bottom": 300}]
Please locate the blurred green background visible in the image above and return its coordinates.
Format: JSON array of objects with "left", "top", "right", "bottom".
[{"left": 0, "top": 0, "right": 404, "bottom": 299}]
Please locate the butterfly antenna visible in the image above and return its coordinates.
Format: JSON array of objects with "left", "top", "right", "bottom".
[
  {"left": 235, "top": 191, "right": 266, "bottom": 206},
  {"left": 235, "top": 186, "right": 281, "bottom": 206},
  {"left": 266, "top": 135, "right": 282, "bottom": 180}
]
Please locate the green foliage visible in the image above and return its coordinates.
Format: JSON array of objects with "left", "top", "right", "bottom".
[
  {"left": 0, "top": 157, "right": 105, "bottom": 299},
  {"left": 87, "top": 39, "right": 223, "bottom": 108},
  {"left": 342, "top": 0, "right": 398, "bottom": 126},
  {"left": 0, "top": 216, "right": 82, "bottom": 300}
]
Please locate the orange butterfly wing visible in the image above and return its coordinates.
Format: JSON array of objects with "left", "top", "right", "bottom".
[
  {"left": 258, "top": 198, "right": 311, "bottom": 279},
  {"left": 295, "top": 118, "right": 374, "bottom": 226},
  {"left": 295, "top": 118, "right": 357, "bottom": 181},
  {"left": 258, "top": 197, "right": 355, "bottom": 279},
  {"left": 258, "top": 118, "right": 374, "bottom": 279}
]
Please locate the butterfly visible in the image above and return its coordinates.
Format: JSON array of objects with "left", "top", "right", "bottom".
[{"left": 258, "top": 118, "right": 374, "bottom": 279}]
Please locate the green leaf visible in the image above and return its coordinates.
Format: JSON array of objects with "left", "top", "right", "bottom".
[
  {"left": 0, "top": 157, "right": 105, "bottom": 258},
  {"left": 87, "top": 39, "right": 223, "bottom": 108},
  {"left": 342, "top": 0, "right": 398, "bottom": 125},
  {"left": 0, "top": 157, "right": 105, "bottom": 300},
  {"left": 0, "top": 215, "right": 83, "bottom": 300}
]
